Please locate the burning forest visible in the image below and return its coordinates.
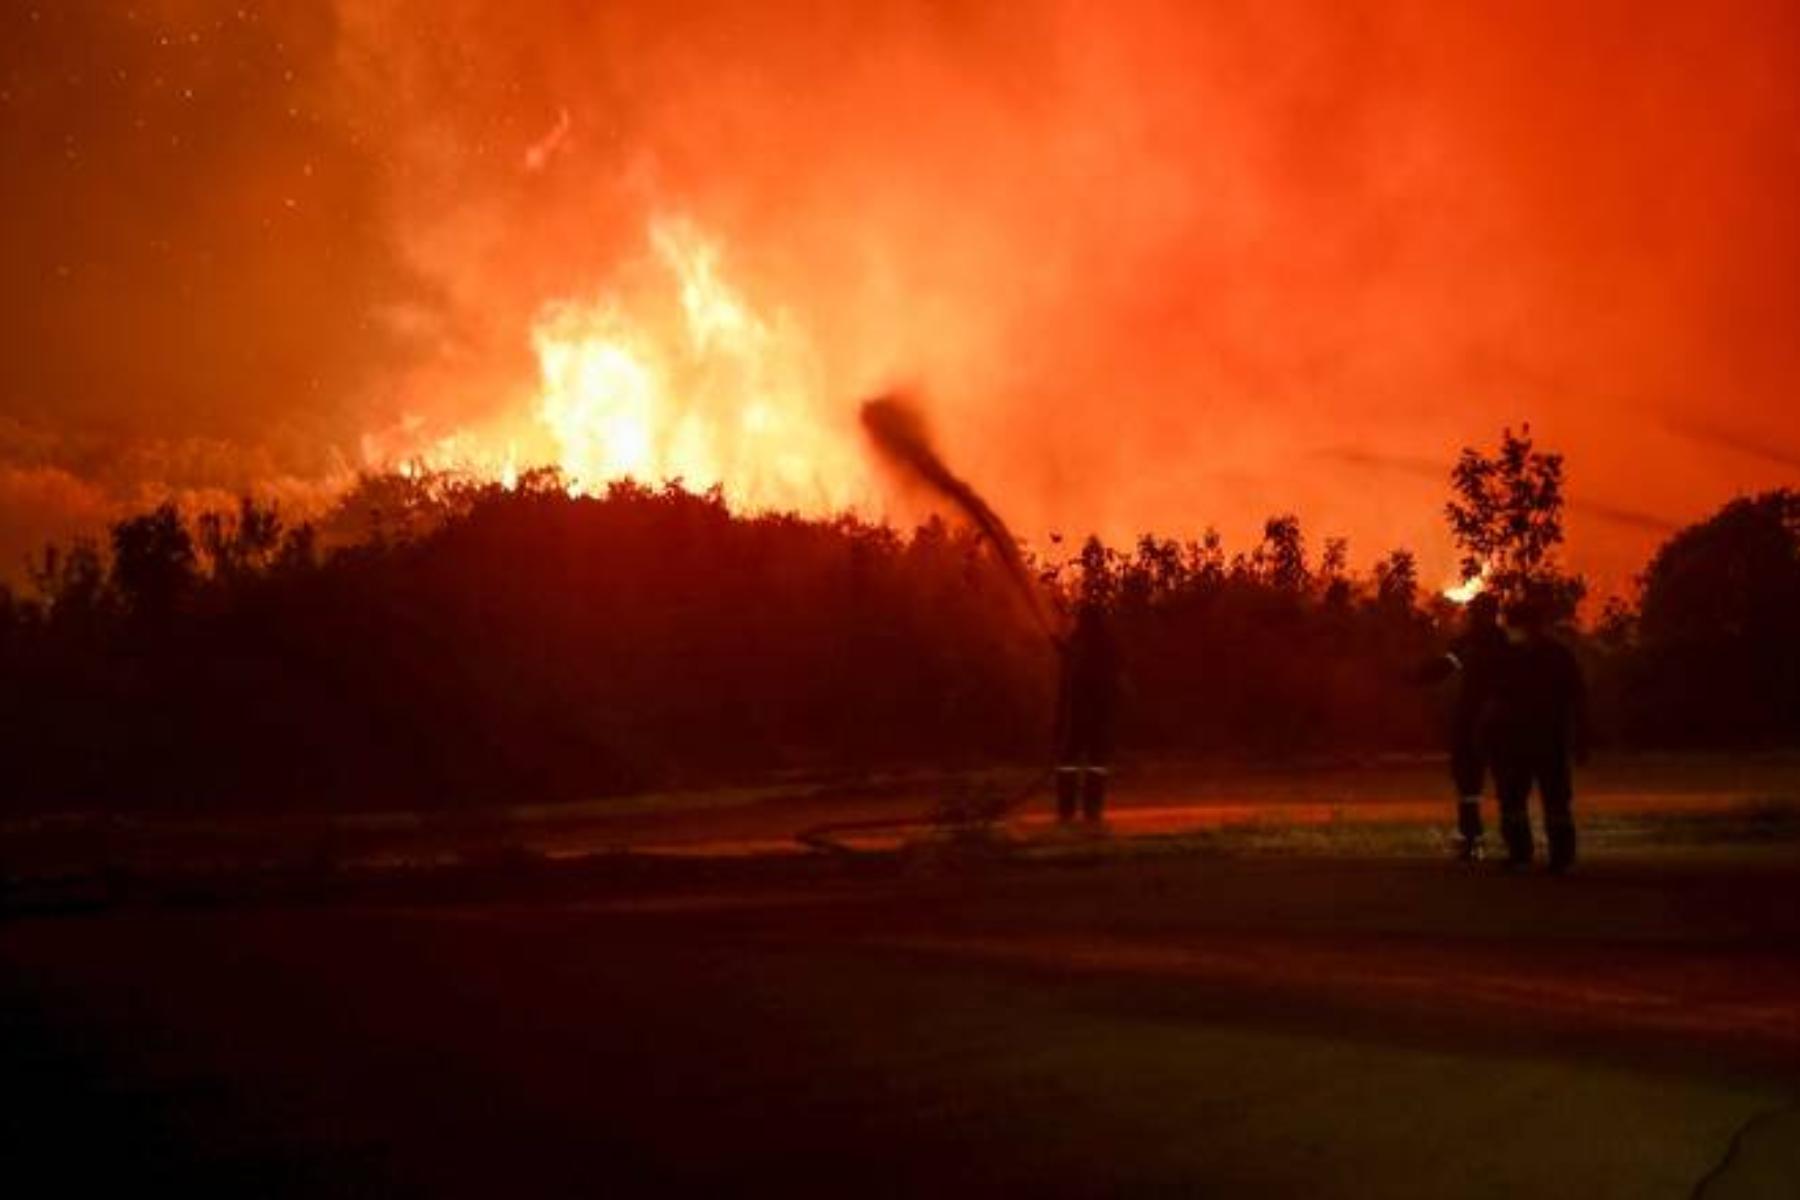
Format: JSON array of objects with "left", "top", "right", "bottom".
[
  {"left": 4, "top": 4, "right": 1800, "bottom": 1198},
  {"left": 5, "top": 2, "right": 1799, "bottom": 595}
]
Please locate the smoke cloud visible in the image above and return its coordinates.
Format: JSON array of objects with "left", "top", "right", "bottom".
[{"left": 3, "top": 1, "right": 1798, "bottom": 592}]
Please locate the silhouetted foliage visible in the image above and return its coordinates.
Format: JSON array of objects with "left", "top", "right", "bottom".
[
  {"left": 199, "top": 496, "right": 285, "bottom": 582},
  {"left": 1373, "top": 549, "right": 1420, "bottom": 612},
  {"left": 30, "top": 540, "right": 109, "bottom": 626},
  {"left": 1446, "top": 425, "right": 1585, "bottom": 619},
  {"left": 111, "top": 502, "right": 197, "bottom": 620},
  {"left": 0, "top": 476, "right": 1447, "bottom": 814},
  {"left": 1624, "top": 490, "right": 1800, "bottom": 744},
  {"left": 1254, "top": 514, "right": 1309, "bottom": 593},
  {"left": 0, "top": 470, "right": 1791, "bottom": 817}
]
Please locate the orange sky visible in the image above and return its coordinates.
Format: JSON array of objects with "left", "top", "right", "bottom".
[{"left": 3, "top": 0, "right": 1797, "bottom": 596}]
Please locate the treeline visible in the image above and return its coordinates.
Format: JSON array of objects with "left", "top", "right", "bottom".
[{"left": 0, "top": 473, "right": 1795, "bottom": 814}]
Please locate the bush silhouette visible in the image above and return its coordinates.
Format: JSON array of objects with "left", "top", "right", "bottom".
[{"left": 0, "top": 471, "right": 1793, "bottom": 817}]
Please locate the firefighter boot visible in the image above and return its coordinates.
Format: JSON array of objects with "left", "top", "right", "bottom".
[
  {"left": 1456, "top": 797, "right": 1486, "bottom": 862},
  {"left": 1500, "top": 814, "right": 1534, "bottom": 870}
]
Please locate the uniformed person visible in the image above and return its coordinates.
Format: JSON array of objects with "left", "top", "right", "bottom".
[
  {"left": 1054, "top": 601, "right": 1120, "bottom": 824},
  {"left": 1488, "top": 596, "right": 1588, "bottom": 872},
  {"left": 1416, "top": 592, "right": 1508, "bottom": 860}
]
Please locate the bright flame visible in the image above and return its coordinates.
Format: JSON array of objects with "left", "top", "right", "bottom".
[
  {"left": 499, "top": 443, "right": 519, "bottom": 491},
  {"left": 535, "top": 309, "right": 663, "bottom": 483},
  {"left": 355, "top": 217, "right": 876, "bottom": 515},
  {"left": 1443, "top": 569, "right": 1488, "bottom": 605},
  {"left": 531, "top": 217, "right": 871, "bottom": 513}
]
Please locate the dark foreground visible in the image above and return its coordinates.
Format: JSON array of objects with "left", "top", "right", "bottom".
[{"left": 5, "top": 846, "right": 1799, "bottom": 1198}]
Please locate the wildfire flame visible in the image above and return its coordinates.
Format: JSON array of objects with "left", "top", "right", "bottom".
[
  {"left": 359, "top": 217, "right": 874, "bottom": 516},
  {"left": 1443, "top": 568, "right": 1488, "bottom": 605},
  {"left": 532, "top": 217, "right": 870, "bottom": 512}
]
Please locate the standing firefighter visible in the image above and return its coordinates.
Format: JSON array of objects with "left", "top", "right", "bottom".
[
  {"left": 1489, "top": 596, "right": 1589, "bottom": 872},
  {"left": 1055, "top": 601, "right": 1120, "bottom": 824},
  {"left": 1416, "top": 592, "right": 1508, "bottom": 860}
]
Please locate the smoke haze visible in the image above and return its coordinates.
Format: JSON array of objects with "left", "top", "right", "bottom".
[{"left": 4, "top": 0, "right": 1798, "bottom": 592}]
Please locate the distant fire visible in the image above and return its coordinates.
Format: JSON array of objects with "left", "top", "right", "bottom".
[
  {"left": 360, "top": 217, "right": 874, "bottom": 515},
  {"left": 1443, "top": 569, "right": 1488, "bottom": 605}
]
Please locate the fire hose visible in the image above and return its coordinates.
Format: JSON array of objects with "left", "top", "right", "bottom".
[
  {"left": 793, "top": 394, "right": 1067, "bottom": 855},
  {"left": 792, "top": 766, "right": 1055, "bottom": 855}
]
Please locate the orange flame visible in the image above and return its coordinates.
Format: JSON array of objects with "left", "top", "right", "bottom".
[
  {"left": 1442, "top": 568, "right": 1488, "bottom": 605},
  {"left": 356, "top": 217, "right": 877, "bottom": 516},
  {"left": 532, "top": 217, "right": 871, "bottom": 512}
]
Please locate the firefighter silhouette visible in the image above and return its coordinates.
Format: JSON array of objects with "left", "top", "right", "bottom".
[
  {"left": 1416, "top": 592, "right": 1508, "bottom": 859},
  {"left": 1054, "top": 600, "right": 1121, "bottom": 823},
  {"left": 1488, "top": 595, "right": 1589, "bottom": 872}
]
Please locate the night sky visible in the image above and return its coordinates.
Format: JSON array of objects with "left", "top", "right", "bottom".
[{"left": 3, "top": 0, "right": 1797, "bottom": 593}]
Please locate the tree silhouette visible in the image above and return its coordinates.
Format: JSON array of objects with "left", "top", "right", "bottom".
[
  {"left": 1630, "top": 489, "right": 1800, "bottom": 742},
  {"left": 199, "top": 497, "right": 285, "bottom": 583},
  {"left": 1255, "top": 514, "right": 1308, "bottom": 593},
  {"left": 1075, "top": 535, "right": 1114, "bottom": 607},
  {"left": 29, "top": 540, "right": 109, "bottom": 627},
  {"left": 1319, "top": 537, "right": 1352, "bottom": 607},
  {"left": 4, "top": 463, "right": 1790, "bottom": 819},
  {"left": 1372, "top": 548, "right": 1419, "bottom": 611},
  {"left": 110, "top": 502, "right": 196, "bottom": 619},
  {"left": 1445, "top": 425, "right": 1585, "bottom": 619}
]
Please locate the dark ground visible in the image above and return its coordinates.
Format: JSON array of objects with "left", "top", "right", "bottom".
[
  {"left": 5, "top": 843, "right": 1800, "bottom": 1197},
  {"left": 5, "top": 757, "right": 1800, "bottom": 1196}
]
